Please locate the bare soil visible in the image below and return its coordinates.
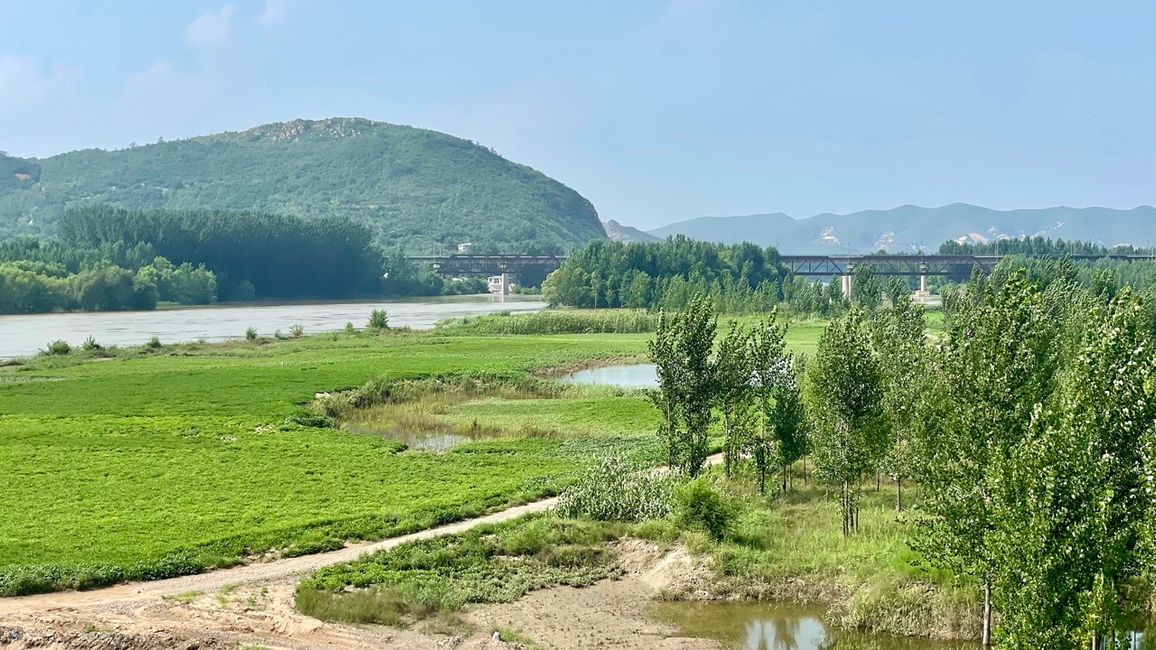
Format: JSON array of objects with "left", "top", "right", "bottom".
[{"left": 1, "top": 458, "right": 725, "bottom": 649}]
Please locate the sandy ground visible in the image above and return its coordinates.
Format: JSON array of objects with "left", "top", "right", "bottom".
[{"left": 1, "top": 458, "right": 723, "bottom": 649}]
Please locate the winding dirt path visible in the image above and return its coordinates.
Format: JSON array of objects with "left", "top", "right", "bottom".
[{"left": 1, "top": 455, "right": 723, "bottom": 649}]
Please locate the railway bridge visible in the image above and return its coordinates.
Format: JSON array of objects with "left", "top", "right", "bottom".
[{"left": 409, "top": 253, "right": 1156, "bottom": 296}]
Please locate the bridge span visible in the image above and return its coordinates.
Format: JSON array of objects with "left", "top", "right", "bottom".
[{"left": 409, "top": 252, "right": 1156, "bottom": 295}]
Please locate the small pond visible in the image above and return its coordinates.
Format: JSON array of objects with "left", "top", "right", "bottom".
[
  {"left": 650, "top": 602, "right": 978, "bottom": 650},
  {"left": 557, "top": 363, "right": 657, "bottom": 389},
  {"left": 341, "top": 422, "right": 497, "bottom": 451}
]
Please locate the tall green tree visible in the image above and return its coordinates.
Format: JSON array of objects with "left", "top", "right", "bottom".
[
  {"left": 803, "top": 309, "right": 886, "bottom": 536},
  {"left": 917, "top": 271, "right": 1067, "bottom": 647},
  {"left": 647, "top": 294, "right": 717, "bottom": 476},
  {"left": 715, "top": 320, "right": 755, "bottom": 478},
  {"left": 993, "top": 288, "right": 1156, "bottom": 649},
  {"left": 870, "top": 290, "right": 925, "bottom": 512},
  {"left": 747, "top": 311, "right": 807, "bottom": 494}
]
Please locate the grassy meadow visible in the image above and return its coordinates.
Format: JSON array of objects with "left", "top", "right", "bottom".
[{"left": 0, "top": 314, "right": 825, "bottom": 596}]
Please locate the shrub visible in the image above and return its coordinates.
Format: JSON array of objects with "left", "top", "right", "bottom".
[
  {"left": 368, "top": 308, "right": 390, "bottom": 330},
  {"left": 43, "top": 340, "right": 71, "bottom": 356},
  {"left": 290, "top": 324, "right": 305, "bottom": 338},
  {"left": 81, "top": 336, "right": 102, "bottom": 351},
  {"left": 555, "top": 456, "right": 678, "bottom": 522},
  {"left": 274, "top": 329, "right": 285, "bottom": 340},
  {"left": 344, "top": 322, "right": 357, "bottom": 334},
  {"left": 675, "top": 477, "right": 737, "bottom": 541},
  {"left": 436, "top": 310, "right": 658, "bottom": 335},
  {"left": 145, "top": 336, "right": 162, "bottom": 349},
  {"left": 245, "top": 327, "right": 258, "bottom": 341}
]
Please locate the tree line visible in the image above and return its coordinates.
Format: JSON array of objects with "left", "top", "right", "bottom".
[
  {"left": 542, "top": 238, "right": 857, "bottom": 316},
  {"left": 939, "top": 236, "right": 1156, "bottom": 257},
  {"left": 649, "top": 261, "right": 1156, "bottom": 648},
  {"left": 0, "top": 206, "right": 487, "bottom": 314}
]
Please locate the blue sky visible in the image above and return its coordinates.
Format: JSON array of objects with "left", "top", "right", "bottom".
[{"left": 1, "top": 1, "right": 1153, "bottom": 228}]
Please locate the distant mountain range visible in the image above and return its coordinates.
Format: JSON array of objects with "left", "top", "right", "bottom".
[
  {"left": 603, "top": 219, "right": 660, "bottom": 243},
  {"left": 0, "top": 118, "right": 605, "bottom": 253},
  {"left": 646, "top": 204, "right": 1156, "bottom": 253}
]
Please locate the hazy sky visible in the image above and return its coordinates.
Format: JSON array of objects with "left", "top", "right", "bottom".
[{"left": 2, "top": 1, "right": 1154, "bottom": 228}]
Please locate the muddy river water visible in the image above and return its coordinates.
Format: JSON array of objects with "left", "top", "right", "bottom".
[
  {"left": 0, "top": 294, "right": 544, "bottom": 360},
  {"left": 652, "top": 602, "right": 977, "bottom": 649}
]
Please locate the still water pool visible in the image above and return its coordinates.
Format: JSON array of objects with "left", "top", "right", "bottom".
[
  {"left": 651, "top": 602, "right": 977, "bottom": 650},
  {"left": 557, "top": 363, "right": 657, "bottom": 389}
]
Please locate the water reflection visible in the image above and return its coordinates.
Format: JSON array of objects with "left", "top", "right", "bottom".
[
  {"left": 557, "top": 363, "right": 657, "bottom": 389},
  {"left": 651, "top": 602, "right": 975, "bottom": 650}
]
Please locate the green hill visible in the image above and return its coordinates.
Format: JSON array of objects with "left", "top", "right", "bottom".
[{"left": 0, "top": 118, "right": 606, "bottom": 253}]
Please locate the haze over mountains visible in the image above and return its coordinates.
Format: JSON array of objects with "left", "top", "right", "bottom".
[
  {"left": 646, "top": 204, "right": 1156, "bottom": 254},
  {"left": 0, "top": 118, "right": 605, "bottom": 254},
  {"left": 2, "top": 116, "right": 1151, "bottom": 256}
]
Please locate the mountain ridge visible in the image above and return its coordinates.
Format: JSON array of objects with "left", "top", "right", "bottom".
[
  {"left": 0, "top": 117, "right": 606, "bottom": 254},
  {"left": 647, "top": 203, "right": 1156, "bottom": 253}
]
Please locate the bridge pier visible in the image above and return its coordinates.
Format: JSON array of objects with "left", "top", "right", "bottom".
[{"left": 841, "top": 273, "right": 852, "bottom": 299}]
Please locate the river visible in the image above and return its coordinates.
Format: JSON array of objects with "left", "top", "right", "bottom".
[{"left": 0, "top": 294, "right": 544, "bottom": 360}]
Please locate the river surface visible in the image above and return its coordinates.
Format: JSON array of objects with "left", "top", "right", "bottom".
[
  {"left": 558, "top": 363, "right": 657, "bottom": 389},
  {"left": 0, "top": 295, "right": 544, "bottom": 360},
  {"left": 651, "top": 602, "right": 977, "bottom": 650}
]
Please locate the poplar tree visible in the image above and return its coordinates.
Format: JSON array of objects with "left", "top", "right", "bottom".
[
  {"left": 994, "top": 288, "right": 1156, "bottom": 649},
  {"left": 715, "top": 320, "right": 755, "bottom": 477},
  {"left": 647, "top": 294, "right": 717, "bottom": 476},
  {"left": 917, "top": 271, "right": 1065, "bottom": 647},
  {"left": 747, "top": 311, "right": 806, "bottom": 495},
  {"left": 870, "top": 290, "right": 925, "bottom": 512},
  {"left": 803, "top": 309, "right": 886, "bottom": 536}
]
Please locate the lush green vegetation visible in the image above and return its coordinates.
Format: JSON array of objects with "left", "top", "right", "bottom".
[
  {"left": 296, "top": 515, "right": 628, "bottom": 625},
  {"left": 939, "top": 236, "right": 1156, "bottom": 256},
  {"left": 541, "top": 238, "right": 850, "bottom": 316},
  {"left": 0, "top": 118, "right": 605, "bottom": 254},
  {"left": 435, "top": 309, "right": 659, "bottom": 335},
  {"left": 0, "top": 206, "right": 489, "bottom": 313},
  {"left": 0, "top": 328, "right": 654, "bottom": 596}
]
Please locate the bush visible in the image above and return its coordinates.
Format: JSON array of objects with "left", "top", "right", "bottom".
[
  {"left": 290, "top": 323, "right": 305, "bottom": 338},
  {"left": 145, "top": 336, "right": 162, "bottom": 349},
  {"left": 43, "top": 340, "right": 71, "bottom": 356},
  {"left": 245, "top": 326, "right": 258, "bottom": 341},
  {"left": 81, "top": 335, "right": 102, "bottom": 351},
  {"left": 344, "top": 322, "right": 356, "bottom": 334},
  {"left": 675, "top": 477, "right": 737, "bottom": 541},
  {"left": 436, "top": 310, "right": 658, "bottom": 335},
  {"left": 555, "top": 456, "right": 678, "bottom": 522},
  {"left": 368, "top": 308, "right": 389, "bottom": 330}
]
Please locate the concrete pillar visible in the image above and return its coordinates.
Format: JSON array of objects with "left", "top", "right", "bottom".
[
  {"left": 920, "top": 274, "right": 927, "bottom": 292},
  {"left": 841, "top": 274, "right": 852, "bottom": 299},
  {"left": 500, "top": 272, "right": 510, "bottom": 296}
]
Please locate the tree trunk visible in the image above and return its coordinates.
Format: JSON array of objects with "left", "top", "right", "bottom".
[
  {"left": 841, "top": 481, "right": 849, "bottom": 538},
  {"left": 896, "top": 476, "right": 902, "bottom": 514},
  {"left": 982, "top": 578, "right": 993, "bottom": 648},
  {"left": 876, "top": 470, "right": 881, "bottom": 492}
]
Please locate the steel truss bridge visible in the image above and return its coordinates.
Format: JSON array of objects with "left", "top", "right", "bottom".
[
  {"left": 407, "top": 254, "right": 568, "bottom": 277},
  {"left": 410, "top": 253, "right": 1156, "bottom": 279},
  {"left": 779, "top": 254, "right": 1156, "bottom": 277}
]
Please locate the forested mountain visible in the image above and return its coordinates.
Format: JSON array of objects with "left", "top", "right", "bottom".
[
  {"left": 0, "top": 118, "right": 605, "bottom": 253},
  {"left": 649, "top": 204, "right": 1156, "bottom": 254}
]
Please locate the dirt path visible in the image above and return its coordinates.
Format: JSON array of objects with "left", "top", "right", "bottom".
[
  {"left": 1, "top": 456, "right": 723, "bottom": 649},
  {"left": 1, "top": 497, "right": 558, "bottom": 618}
]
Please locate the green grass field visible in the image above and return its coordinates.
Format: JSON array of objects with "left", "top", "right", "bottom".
[{"left": 0, "top": 316, "right": 825, "bottom": 596}]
